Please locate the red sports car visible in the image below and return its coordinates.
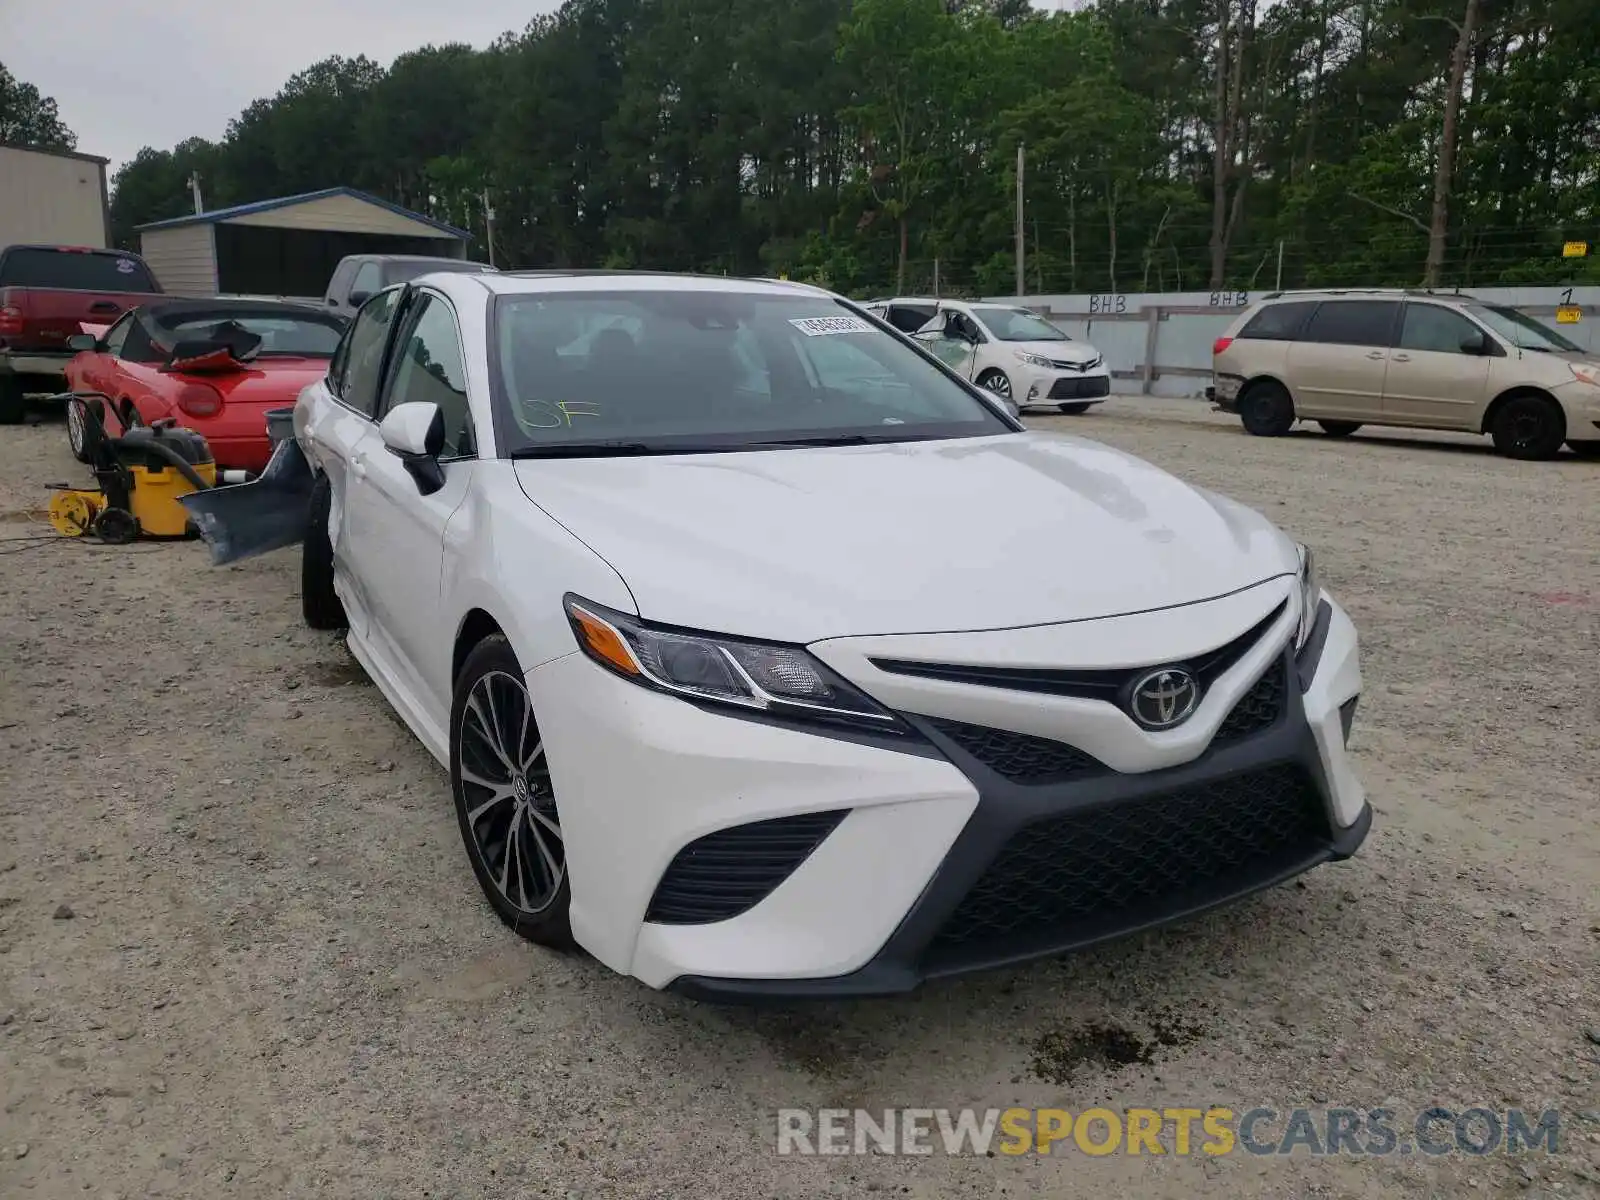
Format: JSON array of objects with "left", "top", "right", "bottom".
[{"left": 63, "top": 298, "right": 348, "bottom": 474}]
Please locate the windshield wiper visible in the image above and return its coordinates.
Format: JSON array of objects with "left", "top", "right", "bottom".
[
  {"left": 512, "top": 441, "right": 715, "bottom": 459},
  {"left": 745, "top": 433, "right": 937, "bottom": 448}
]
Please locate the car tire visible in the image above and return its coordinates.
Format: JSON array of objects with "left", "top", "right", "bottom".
[
  {"left": 1317, "top": 420, "right": 1362, "bottom": 438},
  {"left": 451, "top": 634, "right": 575, "bottom": 950},
  {"left": 1057, "top": 402, "right": 1093, "bottom": 415},
  {"left": 301, "top": 474, "right": 347, "bottom": 631},
  {"left": 1489, "top": 393, "right": 1565, "bottom": 461},
  {"left": 1239, "top": 381, "right": 1296, "bottom": 436},
  {"left": 66, "top": 397, "right": 93, "bottom": 462},
  {"left": 1564, "top": 441, "right": 1600, "bottom": 459},
  {"left": 976, "top": 369, "right": 1012, "bottom": 402},
  {"left": 0, "top": 376, "right": 24, "bottom": 425}
]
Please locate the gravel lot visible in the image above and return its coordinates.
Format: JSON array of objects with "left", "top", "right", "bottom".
[{"left": 1, "top": 398, "right": 1596, "bottom": 1199}]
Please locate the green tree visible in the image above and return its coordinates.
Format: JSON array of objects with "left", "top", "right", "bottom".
[{"left": 0, "top": 62, "right": 76, "bottom": 151}]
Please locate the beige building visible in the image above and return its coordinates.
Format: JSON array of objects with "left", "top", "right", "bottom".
[
  {"left": 0, "top": 142, "right": 112, "bottom": 248},
  {"left": 136, "top": 187, "right": 471, "bottom": 298}
]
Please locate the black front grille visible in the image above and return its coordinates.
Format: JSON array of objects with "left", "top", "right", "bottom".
[
  {"left": 1048, "top": 376, "right": 1112, "bottom": 400},
  {"left": 925, "top": 764, "right": 1330, "bottom": 962},
  {"left": 1215, "top": 664, "right": 1285, "bottom": 743},
  {"left": 645, "top": 810, "right": 849, "bottom": 925},
  {"left": 926, "top": 717, "right": 1107, "bottom": 785}
]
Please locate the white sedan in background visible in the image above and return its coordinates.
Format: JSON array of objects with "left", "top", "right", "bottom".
[
  {"left": 864, "top": 297, "right": 1112, "bottom": 414},
  {"left": 268, "top": 270, "right": 1366, "bottom": 999}
]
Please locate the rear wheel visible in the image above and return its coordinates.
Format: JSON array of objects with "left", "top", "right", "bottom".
[
  {"left": 451, "top": 635, "right": 573, "bottom": 949},
  {"left": 1489, "top": 393, "right": 1565, "bottom": 461},
  {"left": 301, "top": 474, "right": 347, "bottom": 630},
  {"left": 1239, "top": 381, "right": 1296, "bottom": 436},
  {"left": 1317, "top": 420, "right": 1362, "bottom": 438},
  {"left": 1057, "top": 402, "right": 1093, "bottom": 415},
  {"left": 0, "top": 376, "right": 24, "bottom": 425}
]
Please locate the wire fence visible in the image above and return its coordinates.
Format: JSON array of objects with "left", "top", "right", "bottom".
[{"left": 860, "top": 226, "right": 1599, "bottom": 301}]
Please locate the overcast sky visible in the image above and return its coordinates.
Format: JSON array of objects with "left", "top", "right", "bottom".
[
  {"left": 1, "top": 0, "right": 562, "bottom": 175},
  {"left": 3, "top": 0, "right": 1073, "bottom": 178}
]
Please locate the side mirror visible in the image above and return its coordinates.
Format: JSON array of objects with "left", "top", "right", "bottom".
[
  {"left": 66, "top": 333, "right": 98, "bottom": 353},
  {"left": 379, "top": 401, "right": 446, "bottom": 495},
  {"left": 1460, "top": 331, "right": 1488, "bottom": 356},
  {"left": 347, "top": 289, "right": 371, "bottom": 308}
]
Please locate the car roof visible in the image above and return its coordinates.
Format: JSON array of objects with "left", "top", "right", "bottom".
[
  {"left": 460, "top": 270, "right": 840, "bottom": 299},
  {"left": 1256, "top": 288, "right": 1479, "bottom": 302}
]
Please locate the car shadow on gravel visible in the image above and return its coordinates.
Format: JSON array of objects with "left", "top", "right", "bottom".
[{"left": 634, "top": 866, "right": 1367, "bottom": 1096}]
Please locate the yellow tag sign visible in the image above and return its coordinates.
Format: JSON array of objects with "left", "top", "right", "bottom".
[
  {"left": 1555, "top": 306, "right": 1581, "bottom": 324},
  {"left": 1563, "top": 241, "right": 1588, "bottom": 258}
]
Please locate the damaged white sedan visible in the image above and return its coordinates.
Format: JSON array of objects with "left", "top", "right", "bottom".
[{"left": 195, "top": 270, "right": 1369, "bottom": 999}]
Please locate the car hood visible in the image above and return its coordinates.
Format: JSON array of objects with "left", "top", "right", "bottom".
[
  {"left": 1008, "top": 338, "right": 1101, "bottom": 364},
  {"left": 512, "top": 432, "right": 1299, "bottom": 642}
]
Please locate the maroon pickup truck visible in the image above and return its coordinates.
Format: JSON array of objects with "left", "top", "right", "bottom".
[{"left": 0, "top": 245, "right": 164, "bottom": 424}]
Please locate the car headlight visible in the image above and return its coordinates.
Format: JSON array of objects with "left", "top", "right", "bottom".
[
  {"left": 1294, "top": 543, "right": 1321, "bottom": 648},
  {"left": 1014, "top": 351, "right": 1052, "bottom": 368},
  {"left": 564, "top": 595, "right": 903, "bottom": 731},
  {"left": 1570, "top": 363, "right": 1600, "bottom": 388}
]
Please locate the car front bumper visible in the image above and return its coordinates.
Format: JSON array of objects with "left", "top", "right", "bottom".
[
  {"left": 1016, "top": 365, "right": 1112, "bottom": 407},
  {"left": 528, "top": 585, "right": 1368, "bottom": 1000}
]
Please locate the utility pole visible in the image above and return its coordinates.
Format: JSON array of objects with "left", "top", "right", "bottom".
[
  {"left": 1275, "top": 239, "right": 1284, "bottom": 290},
  {"left": 1015, "top": 142, "right": 1026, "bottom": 297},
  {"left": 1424, "top": 0, "right": 1480, "bottom": 289},
  {"left": 482, "top": 188, "right": 497, "bottom": 268},
  {"left": 188, "top": 172, "right": 204, "bottom": 215}
]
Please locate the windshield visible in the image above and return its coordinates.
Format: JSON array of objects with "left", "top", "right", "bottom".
[
  {"left": 155, "top": 311, "right": 345, "bottom": 357},
  {"left": 971, "top": 306, "right": 1068, "bottom": 342},
  {"left": 1467, "top": 304, "right": 1582, "bottom": 353},
  {"left": 491, "top": 290, "right": 1015, "bottom": 455}
]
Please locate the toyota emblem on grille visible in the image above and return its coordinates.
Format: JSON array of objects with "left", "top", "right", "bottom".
[{"left": 1129, "top": 667, "right": 1200, "bottom": 730}]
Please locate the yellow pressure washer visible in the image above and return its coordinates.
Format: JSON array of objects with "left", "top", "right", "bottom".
[{"left": 46, "top": 393, "right": 218, "bottom": 543}]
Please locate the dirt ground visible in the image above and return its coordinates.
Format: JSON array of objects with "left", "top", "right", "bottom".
[{"left": 0, "top": 398, "right": 1596, "bottom": 1200}]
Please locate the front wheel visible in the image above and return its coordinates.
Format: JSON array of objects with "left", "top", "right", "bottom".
[
  {"left": 1239, "top": 381, "right": 1296, "bottom": 436},
  {"left": 0, "top": 376, "right": 24, "bottom": 426},
  {"left": 451, "top": 634, "right": 574, "bottom": 949},
  {"left": 975, "top": 369, "right": 1012, "bottom": 402},
  {"left": 1318, "top": 420, "right": 1362, "bottom": 438},
  {"left": 301, "top": 475, "right": 347, "bottom": 630},
  {"left": 1057, "top": 402, "right": 1093, "bottom": 415},
  {"left": 1489, "top": 393, "right": 1565, "bottom": 461}
]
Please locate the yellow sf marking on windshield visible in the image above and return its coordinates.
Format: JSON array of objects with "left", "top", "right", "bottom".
[{"left": 525, "top": 401, "right": 604, "bottom": 429}]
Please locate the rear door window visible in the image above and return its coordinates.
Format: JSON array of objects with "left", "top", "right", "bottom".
[
  {"left": 1239, "top": 301, "right": 1317, "bottom": 340},
  {"left": 1300, "top": 301, "right": 1401, "bottom": 348},
  {"left": 885, "top": 304, "right": 936, "bottom": 334},
  {"left": 0, "top": 249, "right": 160, "bottom": 292}
]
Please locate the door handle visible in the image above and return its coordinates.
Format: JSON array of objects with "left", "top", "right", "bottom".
[
  {"left": 1390, "top": 353, "right": 1411, "bottom": 362},
  {"left": 1365, "top": 351, "right": 1386, "bottom": 360},
  {"left": 349, "top": 453, "right": 367, "bottom": 479}
]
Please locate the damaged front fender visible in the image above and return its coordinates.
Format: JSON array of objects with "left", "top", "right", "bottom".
[{"left": 180, "top": 435, "right": 314, "bottom": 565}]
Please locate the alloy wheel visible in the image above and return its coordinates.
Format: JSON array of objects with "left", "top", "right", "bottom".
[
  {"left": 66, "top": 399, "right": 88, "bottom": 458},
  {"left": 457, "top": 669, "right": 564, "bottom": 914}
]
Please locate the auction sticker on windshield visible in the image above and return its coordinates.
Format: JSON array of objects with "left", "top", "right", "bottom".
[{"left": 790, "top": 316, "right": 876, "bottom": 337}]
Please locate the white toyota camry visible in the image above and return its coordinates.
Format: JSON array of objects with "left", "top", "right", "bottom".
[{"left": 281, "top": 270, "right": 1368, "bottom": 999}]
